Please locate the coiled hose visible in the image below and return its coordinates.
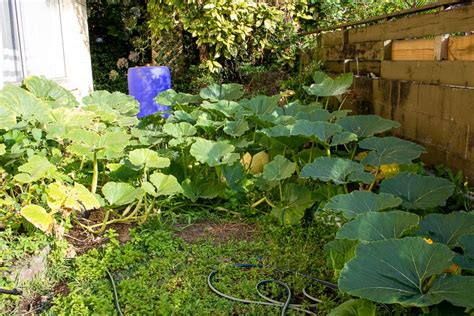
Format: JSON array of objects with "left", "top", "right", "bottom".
[{"left": 207, "top": 263, "right": 338, "bottom": 316}]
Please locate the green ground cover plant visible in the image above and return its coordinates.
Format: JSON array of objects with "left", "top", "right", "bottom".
[
  {"left": 48, "top": 216, "right": 342, "bottom": 315},
  {"left": 1, "top": 74, "right": 473, "bottom": 314}
]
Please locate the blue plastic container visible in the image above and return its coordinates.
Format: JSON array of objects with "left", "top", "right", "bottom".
[{"left": 127, "top": 66, "right": 172, "bottom": 118}]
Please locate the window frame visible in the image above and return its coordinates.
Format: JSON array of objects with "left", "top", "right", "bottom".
[{"left": 2, "top": 0, "right": 68, "bottom": 85}]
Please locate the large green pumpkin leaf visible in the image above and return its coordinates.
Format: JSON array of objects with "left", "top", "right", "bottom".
[
  {"left": 190, "top": 138, "right": 238, "bottom": 167},
  {"left": 338, "top": 115, "right": 400, "bottom": 138},
  {"left": 291, "top": 120, "right": 342, "bottom": 144},
  {"left": 14, "top": 155, "right": 57, "bottom": 183},
  {"left": 240, "top": 95, "right": 280, "bottom": 115},
  {"left": 20, "top": 205, "right": 54, "bottom": 233},
  {"left": 324, "top": 239, "right": 358, "bottom": 279},
  {"left": 330, "top": 132, "right": 358, "bottom": 147},
  {"left": 337, "top": 211, "right": 420, "bottom": 242},
  {"left": 128, "top": 148, "right": 170, "bottom": 169},
  {"left": 155, "top": 89, "right": 201, "bottom": 106},
  {"left": 23, "top": 76, "right": 78, "bottom": 105},
  {"left": 260, "top": 125, "right": 292, "bottom": 138},
  {"left": 102, "top": 182, "right": 143, "bottom": 206},
  {"left": 181, "top": 177, "right": 223, "bottom": 201},
  {"left": 0, "top": 84, "right": 50, "bottom": 123},
  {"left": 223, "top": 119, "right": 249, "bottom": 137},
  {"left": 149, "top": 173, "right": 183, "bottom": 196},
  {"left": 304, "top": 72, "right": 353, "bottom": 97},
  {"left": 83, "top": 90, "right": 139, "bottom": 115},
  {"left": 454, "top": 235, "right": 474, "bottom": 271},
  {"left": 418, "top": 212, "right": 474, "bottom": 248},
  {"left": 0, "top": 103, "right": 17, "bottom": 130},
  {"left": 325, "top": 191, "right": 402, "bottom": 219},
  {"left": 67, "top": 129, "right": 100, "bottom": 148},
  {"left": 295, "top": 108, "right": 332, "bottom": 122},
  {"left": 359, "top": 136, "right": 425, "bottom": 166},
  {"left": 262, "top": 155, "right": 296, "bottom": 181},
  {"left": 328, "top": 299, "right": 377, "bottom": 316},
  {"left": 339, "top": 237, "right": 454, "bottom": 306},
  {"left": 199, "top": 83, "right": 243, "bottom": 101},
  {"left": 222, "top": 162, "right": 246, "bottom": 192},
  {"left": 301, "top": 157, "right": 374, "bottom": 185},
  {"left": 380, "top": 172, "right": 455, "bottom": 210},
  {"left": 271, "top": 184, "right": 316, "bottom": 225},
  {"left": 428, "top": 275, "right": 474, "bottom": 308},
  {"left": 99, "top": 131, "right": 130, "bottom": 153},
  {"left": 459, "top": 235, "right": 474, "bottom": 258},
  {"left": 47, "top": 182, "right": 100, "bottom": 212},
  {"left": 201, "top": 100, "right": 240, "bottom": 117},
  {"left": 163, "top": 122, "right": 197, "bottom": 138}
]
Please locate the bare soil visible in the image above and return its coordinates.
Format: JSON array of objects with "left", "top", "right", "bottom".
[{"left": 174, "top": 220, "right": 257, "bottom": 244}]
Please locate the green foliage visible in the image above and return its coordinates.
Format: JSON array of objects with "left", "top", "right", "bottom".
[
  {"left": 304, "top": 72, "right": 353, "bottom": 97},
  {"left": 328, "top": 299, "right": 376, "bottom": 316},
  {"left": 380, "top": 172, "right": 455, "bottom": 210},
  {"left": 87, "top": 0, "right": 151, "bottom": 92},
  {"left": 324, "top": 191, "right": 402, "bottom": 219},
  {"left": 340, "top": 238, "right": 449, "bottom": 305},
  {"left": 50, "top": 219, "right": 341, "bottom": 315},
  {"left": 1, "top": 73, "right": 469, "bottom": 314},
  {"left": 336, "top": 211, "right": 420, "bottom": 241},
  {"left": 418, "top": 212, "right": 474, "bottom": 248},
  {"left": 147, "top": 0, "right": 315, "bottom": 73}
]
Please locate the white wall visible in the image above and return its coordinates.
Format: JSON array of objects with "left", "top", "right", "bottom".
[{"left": 60, "top": 0, "right": 93, "bottom": 98}]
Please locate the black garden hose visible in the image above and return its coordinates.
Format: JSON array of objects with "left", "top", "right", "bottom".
[
  {"left": 0, "top": 288, "right": 22, "bottom": 295},
  {"left": 106, "top": 269, "right": 124, "bottom": 316},
  {"left": 208, "top": 263, "right": 338, "bottom": 316}
]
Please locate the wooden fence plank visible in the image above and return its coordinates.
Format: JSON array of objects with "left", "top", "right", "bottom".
[
  {"left": 381, "top": 61, "right": 474, "bottom": 87},
  {"left": 392, "top": 39, "right": 435, "bottom": 60},
  {"left": 448, "top": 35, "right": 474, "bottom": 61},
  {"left": 348, "top": 4, "right": 474, "bottom": 43},
  {"left": 325, "top": 61, "right": 381, "bottom": 75},
  {"left": 321, "top": 31, "right": 344, "bottom": 47},
  {"left": 322, "top": 42, "right": 384, "bottom": 60}
]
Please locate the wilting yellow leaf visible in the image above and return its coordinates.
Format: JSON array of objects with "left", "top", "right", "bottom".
[
  {"left": 20, "top": 205, "right": 54, "bottom": 234},
  {"left": 241, "top": 151, "right": 269, "bottom": 174}
]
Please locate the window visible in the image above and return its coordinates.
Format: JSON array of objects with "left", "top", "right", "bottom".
[{"left": 1, "top": 0, "right": 66, "bottom": 84}]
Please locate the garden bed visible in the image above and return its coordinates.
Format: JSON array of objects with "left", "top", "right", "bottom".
[{"left": 0, "top": 75, "right": 473, "bottom": 315}]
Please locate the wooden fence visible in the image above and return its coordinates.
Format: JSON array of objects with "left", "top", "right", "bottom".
[{"left": 304, "top": 0, "right": 474, "bottom": 182}]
